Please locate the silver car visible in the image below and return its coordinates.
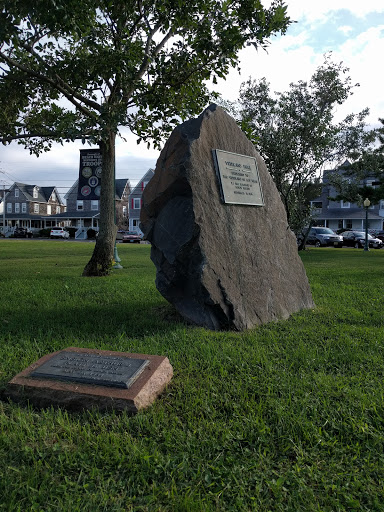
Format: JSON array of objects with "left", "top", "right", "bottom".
[
  {"left": 50, "top": 227, "right": 69, "bottom": 239},
  {"left": 306, "top": 227, "right": 343, "bottom": 247}
]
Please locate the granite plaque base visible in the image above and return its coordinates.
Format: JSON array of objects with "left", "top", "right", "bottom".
[{"left": 5, "top": 347, "right": 173, "bottom": 413}]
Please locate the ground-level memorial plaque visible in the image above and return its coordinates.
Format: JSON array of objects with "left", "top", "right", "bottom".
[
  {"left": 5, "top": 347, "right": 173, "bottom": 413},
  {"left": 140, "top": 104, "right": 314, "bottom": 330}
]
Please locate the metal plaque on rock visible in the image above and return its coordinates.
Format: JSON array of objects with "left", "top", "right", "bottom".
[
  {"left": 212, "top": 149, "right": 264, "bottom": 206},
  {"left": 30, "top": 352, "right": 149, "bottom": 389}
]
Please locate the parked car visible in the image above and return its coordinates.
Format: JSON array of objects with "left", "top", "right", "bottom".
[
  {"left": 369, "top": 230, "right": 384, "bottom": 242},
  {"left": 116, "top": 230, "right": 130, "bottom": 241},
  {"left": 340, "top": 230, "right": 383, "bottom": 249},
  {"left": 50, "top": 227, "right": 70, "bottom": 239},
  {"left": 299, "top": 227, "right": 343, "bottom": 247},
  {"left": 14, "top": 227, "right": 33, "bottom": 238},
  {"left": 122, "top": 231, "right": 142, "bottom": 243}
]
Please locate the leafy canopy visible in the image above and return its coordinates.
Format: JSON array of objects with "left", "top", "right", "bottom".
[
  {"left": 224, "top": 54, "right": 375, "bottom": 232},
  {"left": 0, "top": 0, "right": 291, "bottom": 154},
  {"left": 327, "top": 121, "right": 384, "bottom": 207}
]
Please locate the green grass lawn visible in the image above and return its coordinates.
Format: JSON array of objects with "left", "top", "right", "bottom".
[{"left": 1, "top": 241, "right": 384, "bottom": 511}]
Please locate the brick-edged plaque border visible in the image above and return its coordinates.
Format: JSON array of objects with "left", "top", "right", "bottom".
[{"left": 4, "top": 347, "right": 173, "bottom": 413}]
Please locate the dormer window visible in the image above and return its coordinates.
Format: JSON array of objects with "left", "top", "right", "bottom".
[{"left": 33, "top": 186, "right": 39, "bottom": 199}]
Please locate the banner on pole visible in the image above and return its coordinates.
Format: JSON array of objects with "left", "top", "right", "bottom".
[{"left": 77, "top": 149, "right": 102, "bottom": 200}]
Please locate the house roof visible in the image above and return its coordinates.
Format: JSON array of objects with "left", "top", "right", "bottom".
[
  {"left": 115, "top": 178, "right": 131, "bottom": 198},
  {"left": 314, "top": 208, "right": 383, "bottom": 220},
  {"left": 3, "top": 213, "right": 56, "bottom": 220},
  {"left": 13, "top": 182, "right": 64, "bottom": 204},
  {"left": 130, "top": 169, "right": 155, "bottom": 195},
  {"left": 52, "top": 211, "right": 100, "bottom": 219}
]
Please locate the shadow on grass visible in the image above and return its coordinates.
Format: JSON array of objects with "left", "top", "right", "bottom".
[{"left": 1, "top": 300, "right": 186, "bottom": 343}]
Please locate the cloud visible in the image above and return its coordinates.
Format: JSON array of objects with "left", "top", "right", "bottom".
[
  {"left": 338, "top": 25, "right": 354, "bottom": 35},
  {"left": 213, "top": 14, "right": 384, "bottom": 128},
  {"left": 281, "top": 0, "right": 384, "bottom": 24},
  {"left": 2, "top": 2, "right": 384, "bottom": 192},
  {"left": 0, "top": 135, "right": 158, "bottom": 194},
  {"left": 331, "top": 25, "right": 384, "bottom": 123}
]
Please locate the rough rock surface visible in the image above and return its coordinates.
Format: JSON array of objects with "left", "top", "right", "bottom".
[{"left": 141, "top": 104, "right": 314, "bottom": 330}]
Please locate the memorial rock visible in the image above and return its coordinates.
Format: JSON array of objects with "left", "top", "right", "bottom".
[{"left": 140, "top": 104, "right": 314, "bottom": 330}]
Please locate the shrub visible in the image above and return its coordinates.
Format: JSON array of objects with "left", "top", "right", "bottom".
[
  {"left": 66, "top": 227, "right": 77, "bottom": 238},
  {"left": 87, "top": 228, "right": 97, "bottom": 239},
  {"left": 39, "top": 228, "right": 51, "bottom": 237}
]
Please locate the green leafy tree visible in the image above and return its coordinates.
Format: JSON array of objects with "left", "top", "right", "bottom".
[
  {"left": 327, "top": 117, "right": 384, "bottom": 206},
  {"left": 227, "top": 54, "right": 375, "bottom": 236},
  {"left": 327, "top": 153, "right": 384, "bottom": 207},
  {"left": 0, "top": 0, "right": 290, "bottom": 275}
]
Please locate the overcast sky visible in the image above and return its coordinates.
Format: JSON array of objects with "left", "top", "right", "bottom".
[{"left": 1, "top": 0, "right": 383, "bottom": 198}]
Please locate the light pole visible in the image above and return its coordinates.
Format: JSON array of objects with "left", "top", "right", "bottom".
[{"left": 363, "top": 197, "right": 370, "bottom": 251}]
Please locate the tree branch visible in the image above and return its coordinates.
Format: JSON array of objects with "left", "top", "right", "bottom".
[
  {"left": 123, "top": 26, "right": 176, "bottom": 101},
  {"left": 0, "top": 49, "right": 101, "bottom": 118},
  {"left": 1, "top": 130, "right": 93, "bottom": 144}
]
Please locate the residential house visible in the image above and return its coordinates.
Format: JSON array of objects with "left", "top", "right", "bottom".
[
  {"left": 0, "top": 182, "right": 66, "bottom": 234},
  {"left": 54, "top": 178, "right": 131, "bottom": 238},
  {"left": 128, "top": 169, "right": 154, "bottom": 233},
  {"left": 311, "top": 163, "right": 384, "bottom": 232}
]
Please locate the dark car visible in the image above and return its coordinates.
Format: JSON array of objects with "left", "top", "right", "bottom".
[
  {"left": 122, "top": 231, "right": 142, "bottom": 243},
  {"left": 340, "top": 230, "right": 383, "bottom": 249},
  {"left": 14, "top": 227, "right": 33, "bottom": 238},
  {"left": 299, "top": 227, "right": 343, "bottom": 247},
  {"left": 370, "top": 230, "right": 384, "bottom": 242}
]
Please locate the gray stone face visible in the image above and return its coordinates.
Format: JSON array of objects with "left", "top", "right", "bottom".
[
  {"left": 141, "top": 104, "right": 314, "bottom": 331},
  {"left": 30, "top": 352, "right": 150, "bottom": 389}
]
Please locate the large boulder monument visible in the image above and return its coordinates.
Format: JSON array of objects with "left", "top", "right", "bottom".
[{"left": 140, "top": 104, "right": 314, "bottom": 330}]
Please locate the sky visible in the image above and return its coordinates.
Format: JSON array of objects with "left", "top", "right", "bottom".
[{"left": 1, "top": 0, "right": 383, "bottom": 200}]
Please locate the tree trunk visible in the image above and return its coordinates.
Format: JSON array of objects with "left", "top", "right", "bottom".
[
  {"left": 298, "top": 221, "right": 313, "bottom": 252},
  {"left": 82, "top": 131, "right": 117, "bottom": 276}
]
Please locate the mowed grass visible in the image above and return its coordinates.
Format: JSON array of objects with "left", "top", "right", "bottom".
[{"left": 1, "top": 240, "right": 384, "bottom": 511}]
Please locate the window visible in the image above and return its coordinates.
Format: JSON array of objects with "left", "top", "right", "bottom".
[
  {"left": 77, "top": 200, "right": 84, "bottom": 211},
  {"left": 341, "top": 200, "right": 350, "bottom": 208},
  {"left": 47, "top": 205, "right": 51, "bottom": 215},
  {"left": 33, "top": 187, "right": 39, "bottom": 198},
  {"left": 133, "top": 198, "right": 141, "bottom": 209},
  {"left": 7, "top": 203, "right": 12, "bottom": 213},
  {"left": 380, "top": 200, "right": 384, "bottom": 210},
  {"left": 51, "top": 191, "right": 56, "bottom": 201},
  {"left": 123, "top": 206, "right": 127, "bottom": 217},
  {"left": 346, "top": 219, "right": 352, "bottom": 229},
  {"left": 34, "top": 203, "right": 39, "bottom": 213},
  {"left": 366, "top": 179, "right": 379, "bottom": 189},
  {"left": 15, "top": 203, "right": 20, "bottom": 213},
  {"left": 91, "top": 200, "right": 99, "bottom": 211},
  {"left": 15, "top": 188, "right": 19, "bottom": 198},
  {"left": 56, "top": 206, "right": 60, "bottom": 214},
  {"left": 22, "top": 203, "right": 27, "bottom": 213},
  {"left": 338, "top": 220, "right": 343, "bottom": 229}
]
